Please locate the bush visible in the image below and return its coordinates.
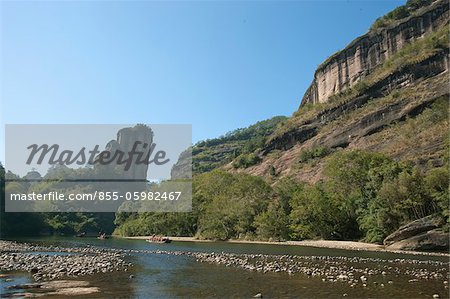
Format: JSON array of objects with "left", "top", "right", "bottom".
[
  {"left": 386, "top": 6, "right": 410, "bottom": 20},
  {"left": 233, "top": 153, "right": 262, "bottom": 168},
  {"left": 425, "top": 166, "right": 449, "bottom": 224},
  {"left": 298, "top": 146, "right": 330, "bottom": 163},
  {"left": 406, "top": 0, "right": 432, "bottom": 10},
  {"left": 196, "top": 171, "right": 272, "bottom": 240},
  {"left": 114, "top": 149, "right": 449, "bottom": 244},
  {"left": 371, "top": 0, "right": 431, "bottom": 31},
  {"left": 370, "top": 0, "right": 433, "bottom": 30}
]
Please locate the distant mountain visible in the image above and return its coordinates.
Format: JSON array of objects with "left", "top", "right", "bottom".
[{"left": 171, "top": 116, "right": 287, "bottom": 178}]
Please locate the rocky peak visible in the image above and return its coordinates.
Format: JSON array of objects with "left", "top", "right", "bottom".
[{"left": 101, "top": 124, "right": 154, "bottom": 180}]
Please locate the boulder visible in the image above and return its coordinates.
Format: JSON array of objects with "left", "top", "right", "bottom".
[
  {"left": 383, "top": 215, "right": 443, "bottom": 245},
  {"left": 387, "top": 229, "right": 449, "bottom": 251}
]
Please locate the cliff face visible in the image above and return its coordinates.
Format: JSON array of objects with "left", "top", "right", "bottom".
[
  {"left": 263, "top": 51, "right": 449, "bottom": 154},
  {"left": 233, "top": 0, "right": 450, "bottom": 183},
  {"left": 101, "top": 125, "right": 154, "bottom": 180},
  {"left": 301, "top": 0, "right": 449, "bottom": 106}
]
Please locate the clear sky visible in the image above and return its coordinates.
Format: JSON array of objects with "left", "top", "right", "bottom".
[{"left": 1, "top": 0, "right": 404, "bottom": 163}]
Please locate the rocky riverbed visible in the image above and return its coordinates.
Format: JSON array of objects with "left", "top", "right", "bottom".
[
  {"left": 0, "top": 240, "right": 131, "bottom": 281},
  {"left": 1, "top": 240, "right": 449, "bottom": 297},
  {"left": 143, "top": 249, "right": 450, "bottom": 288}
]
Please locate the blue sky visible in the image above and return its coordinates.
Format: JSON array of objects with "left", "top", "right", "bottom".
[{"left": 1, "top": 0, "right": 404, "bottom": 162}]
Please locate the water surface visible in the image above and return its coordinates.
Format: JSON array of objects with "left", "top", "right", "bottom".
[{"left": 1, "top": 236, "right": 448, "bottom": 298}]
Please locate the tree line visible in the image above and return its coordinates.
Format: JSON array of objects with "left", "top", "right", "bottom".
[{"left": 115, "top": 150, "right": 449, "bottom": 243}]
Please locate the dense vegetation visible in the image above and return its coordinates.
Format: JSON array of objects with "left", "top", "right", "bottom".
[
  {"left": 114, "top": 171, "right": 272, "bottom": 239},
  {"left": 2, "top": 144, "right": 447, "bottom": 243},
  {"left": 115, "top": 150, "right": 449, "bottom": 243},
  {"left": 0, "top": 164, "right": 118, "bottom": 237}
]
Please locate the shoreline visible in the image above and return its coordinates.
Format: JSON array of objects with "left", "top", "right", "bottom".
[{"left": 120, "top": 236, "right": 450, "bottom": 257}]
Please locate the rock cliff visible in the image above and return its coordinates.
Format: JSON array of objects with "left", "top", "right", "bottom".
[
  {"left": 100, "top": 124, "right": 154, "bottom": 180},
  {"left": 301, "top": 0, "right": 449, "bottom": 106}
]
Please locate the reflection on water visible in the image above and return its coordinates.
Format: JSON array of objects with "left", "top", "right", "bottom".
[{"left": 1, "top": 236, "right": 449, "bottom": 298}]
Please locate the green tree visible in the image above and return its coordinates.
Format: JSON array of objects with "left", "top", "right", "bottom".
[
  {"left": 289, "top": 183, "right": 348, "bottom": 240},
  {"left": 425, "top": 166, "right": 449, "bottom": 226},
  {"left": 254, "top": 200, "right": 290, "bottom": 241}
]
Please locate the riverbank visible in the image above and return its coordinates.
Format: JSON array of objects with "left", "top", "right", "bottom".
[{"left": 121, "top": 236, "right": 450, "bottom": 257}]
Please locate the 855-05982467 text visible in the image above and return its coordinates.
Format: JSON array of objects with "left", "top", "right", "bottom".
[{"left": 9, "top": 191, "right": 183, "bottom": 201}]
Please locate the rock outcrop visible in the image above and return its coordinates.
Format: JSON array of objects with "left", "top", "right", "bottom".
[
  {"left": 101, "top": 124, "right": 154, "bottom": 180},
  {"left": 301, "top": 0, "right": 449, "bottom": 106},
  {"left": 383, "top": 215, "right": 448, "bottom": 251},
  {"left": 383, "top": 215, "right": 443, "bottom": 245},
  {"left": 386, "top": 229, "right": 449, "bottom": 251},
  {"left": 171, "top": 148, "right": 192, "bottom": 179},
  {"left": 262, "top": 51, "right": 449, "bottom": 154}
]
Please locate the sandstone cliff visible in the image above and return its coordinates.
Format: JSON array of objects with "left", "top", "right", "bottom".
[
  {"left": 100, "top": 124, "right": 154, "bottom": 180},
  {"left": 301, "top": 0, "right": 449, "bottom": 106}
]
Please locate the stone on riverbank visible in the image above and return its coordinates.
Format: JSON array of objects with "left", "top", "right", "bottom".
[
  {"left": 387, "top": 229, "right": 449, "bottom": 251},
  {"left": 48, "top": 286, "right": 100, "bottom": 296},
  {"left": 5, "top": 280, "right": 99, "bottom": 297},
  {"left": 383, "top": 215, "right": 443, "bottom": 246},
  {"left": 40, "top": 280, "right": 90, "bottom": 289}
]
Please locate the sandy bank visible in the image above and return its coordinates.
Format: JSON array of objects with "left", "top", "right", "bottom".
[{"left": 119, "top": 236, "right": 449, "bottom": 257}]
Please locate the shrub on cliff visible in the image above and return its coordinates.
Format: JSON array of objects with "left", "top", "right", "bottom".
[
  {"left": 406, "top": 0, "right": 432, "bottom": 10},
  {"left": 371, "top": 0, "right": 432, "bottom": 30},
  {"left": 232, "top": 153, "right": 262, "bottom": 169},
  {"left": 298, "top": 146, "right": 330, "bottom": 163}
]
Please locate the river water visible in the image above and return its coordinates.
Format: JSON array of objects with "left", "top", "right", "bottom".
[{"left": 1, "top": 236, "right": 449, "bottom": 298}]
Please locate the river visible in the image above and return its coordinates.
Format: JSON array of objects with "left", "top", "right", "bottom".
[{"left": 1, "top": 236, "right": 449, "bottom": 298}]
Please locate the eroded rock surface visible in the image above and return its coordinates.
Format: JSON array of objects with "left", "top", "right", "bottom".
[{"left": 384, "top": 215, "right": 443, "bottom": 245}]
